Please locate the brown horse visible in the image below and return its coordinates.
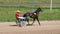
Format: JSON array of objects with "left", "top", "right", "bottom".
[{"left": 23, "top": 7, "right": 42, "bottom": 25}]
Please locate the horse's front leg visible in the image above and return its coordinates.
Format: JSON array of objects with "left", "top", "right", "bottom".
[
  {"left": 36, "top": 18, "right": 40, "bottom": 25},
  {"left": 32, "top": 18, "right": 35, "bottom": 25}
]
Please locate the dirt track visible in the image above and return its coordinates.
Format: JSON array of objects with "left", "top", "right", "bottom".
[{"left": 0, "top": 21, "right": 60, "bottom": 34}]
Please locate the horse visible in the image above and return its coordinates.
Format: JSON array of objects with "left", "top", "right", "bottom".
[{"left": 23, "top": 7, "right": 42, "bottom": 25}]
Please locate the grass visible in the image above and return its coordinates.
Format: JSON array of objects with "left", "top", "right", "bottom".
[
  {"left": 0, "top": 0, "right": 60, "bottom": 3},
  {"left": 39, "top": 9, "right": 60, "bottom": 20},
  {"left": 0, "top": 6, "right": 60, "bottom": 22}
]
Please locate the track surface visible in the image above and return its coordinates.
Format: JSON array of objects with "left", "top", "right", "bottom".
[{"left": 0, "top": 21, "right": 60, "bottom": 34}]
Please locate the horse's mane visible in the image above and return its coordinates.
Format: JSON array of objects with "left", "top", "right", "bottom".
[
  {"left": 34, "top": 7, "right": 41, "bottom": 14},
  {"left": 34, "top": 8, "right": 41, "bottom": 13}
]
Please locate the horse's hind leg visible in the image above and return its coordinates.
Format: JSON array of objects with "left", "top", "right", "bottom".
[
  {"left": 26, "top": 18, "right": 29, "bottom": 24},
  {"left": 36, "top": 18, "right": 40, "bottom": 25},
  {"left": 32, "top": 18, "right": 35, "bottom": 25}
]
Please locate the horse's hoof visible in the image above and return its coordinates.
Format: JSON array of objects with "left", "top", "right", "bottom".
[
  {"left": 31, "top": 24, "right": 33, "bottom": 25},
  {"left": 39, "top": 23, "right": 40, "bottom": 25}
]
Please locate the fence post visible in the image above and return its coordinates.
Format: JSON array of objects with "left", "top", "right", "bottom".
[{"left": 50, "top": 0, "right": 52, "bottom": 11}]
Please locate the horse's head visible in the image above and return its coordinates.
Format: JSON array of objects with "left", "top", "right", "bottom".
[
  {"left": 37, "top": 7, "right": 42, "bottom": 12},
  {"left": 34, "top": 7, "right": 42, "bottom": 14}
]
